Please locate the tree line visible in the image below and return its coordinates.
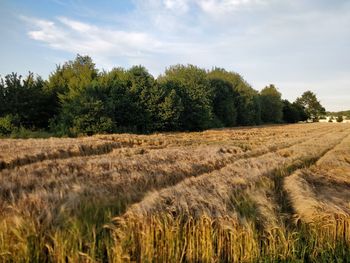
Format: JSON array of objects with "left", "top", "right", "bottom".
[{"left": 0, "top": 55, "right": 326, "bottom": 137}]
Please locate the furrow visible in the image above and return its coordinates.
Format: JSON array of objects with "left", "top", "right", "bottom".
[
  {"left": 284, "top": 133, "right": 350, "bottom": 222},
  {"left": 0, "top": 140, "right": 136, "bottom": 171},
  {"left": 0, "top": 126, "right": 333, "bottom": 222},
  {"left": 0, "top": 124, "right": 334, "bottom": 171},
  {"left": 120, "top": 128, "right": 349, "bottom": 222}
]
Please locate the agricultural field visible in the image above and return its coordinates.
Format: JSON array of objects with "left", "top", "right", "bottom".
[{"left": 0, "top": 123, "right": 349, "bottom": 262}]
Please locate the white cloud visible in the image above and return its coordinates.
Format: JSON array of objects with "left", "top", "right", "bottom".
[
  {"left": 20, "top": 1, "right": 350, "bottom": 110},
  {"left": 197, "top": 0, "right": 268, "bottom": 15},
  {"left": 24, "top": 16, "right": 163, "bottom": 62},
  {"left": 58, "top": 17, "right": 93, "bottom": 33},
  {"left": 163, "top": 0, "right": 190, "bottom": 12}
]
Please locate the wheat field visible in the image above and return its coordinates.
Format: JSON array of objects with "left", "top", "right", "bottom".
[{"left": 0, "top": 123, "right": 349, "bottom": 262}]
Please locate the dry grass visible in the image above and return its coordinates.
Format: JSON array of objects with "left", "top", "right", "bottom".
[
  {"left": 285, "top": 133, "right": 350, "bottom": 221},
  {"left": 0, "top": 123, "right": 349, "bottom": 262}
]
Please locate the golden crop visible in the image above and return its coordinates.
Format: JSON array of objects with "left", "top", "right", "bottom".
[{"left": 0, "top": 123, "right": 349, "bottom": 262}]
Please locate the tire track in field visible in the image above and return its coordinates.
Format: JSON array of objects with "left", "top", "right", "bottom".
[
  {"left": 254, "top": 131, "right": 350, "bottom": 230},
  {"left": 0, "top": 126, "right": 333, "bottom": 223},
  {"left": 79, "top": 127, "right": 344, "bottom": 219},
  {"left": 236, "top": 128, "right": 350, "bottom": 230},
  {"left": 0, "top": 125, "right": 333, "bottom": 171},
  {"left": 281, "top": 133, "right": 350, "bottom": 223},
  {"left": 116, "top": 128, "right": 350, "bottom": 220},
  {"left": 0, "top": 139, "right": 156, "bottom": 171},
  {"left": 65, "top": 128, "right": 335, "bottom": 205}
]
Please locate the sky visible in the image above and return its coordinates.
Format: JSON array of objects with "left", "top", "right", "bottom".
[{"left": 0, "top": 0, "right": 349, "bottom": 111}]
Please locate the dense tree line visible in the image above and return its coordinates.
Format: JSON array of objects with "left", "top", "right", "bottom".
[{"left": 0, "top": 55, "right": 325, "bottom": 137}]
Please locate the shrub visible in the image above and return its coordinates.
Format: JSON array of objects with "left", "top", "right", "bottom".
[
  {"left": 10, "top": 127, "right": 53, "bottom": 139},
  {"left": 0, "top": 114, "right": 19, "bottom": 135},
  {"left": 337, "top": 115, "right": 344, "bottom": 123}
]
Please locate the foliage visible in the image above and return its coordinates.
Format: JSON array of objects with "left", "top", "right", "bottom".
[
  {"left": 260, "top": 84, "right": 283, "bottom": 123},
  {"left": 68, "top": 97, "right": 115, "bottom": 136},
  {"left": 151, "top": 82, "right": 184, "bottom": 131},
  {"left": 207, "top": 68, "right": 261, "bottom": 126},
  {"left": 9, "top": 127, "right": 53, "bottom": 139},
  {"left": 208, "top": 78, "right": 237, "bottom": 127},
  {"left": 295, "top": 91, "right": 326, "bottom": 122},
  {"left": 126, "top": 65, "right": 156, "bottom": 132},
  {"left": 98, "top": 68, "right": 138, "bottom": 132},
  {"left": 0, "top": 55, "right": 328, "bottom": 136},
  {"left": 207, "top": 69, "right": 237, "bottom": 127},
  {"left": 0, "top": 114, "right": 19, "bottom": 135},
  {"left": 45, "top": 55, "right": 98, "bottom": 119},
  {"left": 47, "top": 55, "right": 101, "bottom": 135},
  {"left": 282, "top": 100, "right": 308, "bottom": 123},
  {"left": 159, "top": 65, "right": 214, "bottom": 130},
  {"left": 0, "top": 73, "right": 52, "bottom": 129}
]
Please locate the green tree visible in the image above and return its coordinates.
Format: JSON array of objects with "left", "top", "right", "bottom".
[
  {"left": 45, "top": 54, "right": 98, "bottom": 119},
  {"left": 127, "top": 66, "right": 156, "bottom": 132},
  {"left": 0, "top": 114, "right": 19, "bottom": 135},
  {"left": 150, "top": 82, "right": 184, "bottom": 131},
  {"left": 158, "top": 65, "right": 213, "bottom": 131},
  {"left": 1, "top": 55, "right": 328, "bottom": 137},
  {"left": 207, "top": 76, "right": 237, "bottom": 127},
  {"left": 57, "top": 84, "right": 115, "bottom": 136},
  {"left": 282, "top": 100, "right": 307, "bottom": 123},
  {"left": 47, "top": 55, "right": 100, "bottom": 134},
  {"left": 207, "top": 68, "right": 260, "bottom": 126},
  {"left": 0, "top": 73, "right": 52, "bottom": 130},
  {"left": 260, "top": 84, "right": 283, "bottom": 123},
  {"left": 98, "top": 68, "right": 134, "bottom": 132},
  {"left": 295, "top": 91, "right": 325, "bottom": 122}
]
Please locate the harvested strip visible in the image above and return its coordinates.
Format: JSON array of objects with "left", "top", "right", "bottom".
[
  {"left": 0, "top": 124, "right": 333, "bottom": 220},
  {"left": 0, "top": 138, "right": 128, "bottom": 170},
  {"left": 121, "top": 128, "right": 349, "bottom": 221},
  {"left": 1, "top": 123, "right": 330, "bottom": 170},
  {"left": 285, "top": 133, "right": 350, "bottom": 222}
]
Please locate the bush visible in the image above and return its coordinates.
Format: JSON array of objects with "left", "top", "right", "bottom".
[
  {"left": 337, "top": 115, "right": 343, "bottom": 123},
  {"left": 0, "top": 114, "right": 54, "bottom": 138},
  {"left": 10, "top": 127, "right": 53, "bottom": 139},
  {"left": 0, "top": 114, "right": 19, "bottom": 135},
  {"left": 71, "top": 115, "right": 115, "bottom": 136}
]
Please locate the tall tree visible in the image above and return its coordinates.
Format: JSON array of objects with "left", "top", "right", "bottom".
[
  {"left": 295, "top": 91, "right": 325, "bottom": 122},
  {"left": 45, "top": 54, "right": 98, "bottom": 118},
  {"left": 127, "top": 65, "right": 156, "bottom": 132},
  {"left": 208, "top": 69, "right": 238, "bottom": 127},
  {"left": 207, "top": 68, "right": 261, "bottom": 126},
  {"left": 207, "top": 78, "right": 237, "bottom": 127},
  {"left": 61, "top": 84, "right": 115, "bottom": 136},
  {"left": 260, "top": 84, "right": 283, "bottom": 123},
  {"left": 158, "top": 65, "right": 213, "bottom": 131},
  {"left": 98, "top": 68, "right": 134, "bottom": 132},
  {"left": 150, "top": 82, "right": 184, "bottom": 131},
  {"left": 0, "top": 73, "right": 52, "bottom": 129},
  {"left": 282, "top": 99, "right": 307, "bottom": 123},
  {"left": 46, "top": 55, "right": 100, "bottom": 134}
]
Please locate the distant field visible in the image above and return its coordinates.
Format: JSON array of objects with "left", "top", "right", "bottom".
[{"left": 1, "top": 123, "right": 349, "bottom": 262}]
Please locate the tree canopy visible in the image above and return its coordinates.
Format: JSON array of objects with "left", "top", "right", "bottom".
[
  {"left": 260, "top": 84, "right": 283, "bottom": 123},
  {"left": 295, "top": 91, "right": 326, "bottom": 122},
  {"left": 0, "top": 55, "right": 325, "bottom": 137}
]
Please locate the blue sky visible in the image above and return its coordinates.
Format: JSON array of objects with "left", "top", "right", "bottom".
[{"left": 0, "top": 0, "right": 349, "bottom": 111}]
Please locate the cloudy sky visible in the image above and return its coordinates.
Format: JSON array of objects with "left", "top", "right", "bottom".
[{"left": 0, "top": 0, "right": 349, "bottom": 111}]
